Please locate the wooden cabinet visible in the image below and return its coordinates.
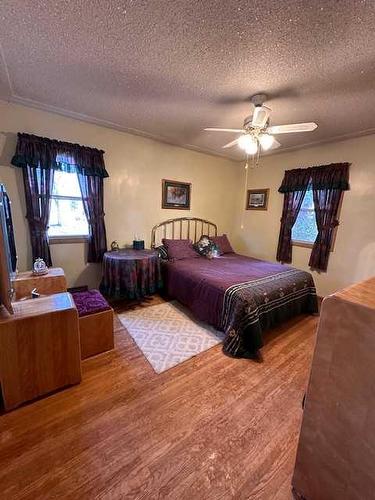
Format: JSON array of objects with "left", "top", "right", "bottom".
[
  {"left": 292, "top": 277, "right": 375, "bottom": 500},
  {"left": 0, "top": 292, "right": 81, "bottom": 411},
  {"left": 79, "top": 309, "right": 114, "bottom": 359},
  {"left": 12, "top": 267, "right": 67, "bottom": 300}
]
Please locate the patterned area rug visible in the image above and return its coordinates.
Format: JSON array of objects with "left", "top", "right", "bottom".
[{"left": 118, "top": 301, "right": 225, "bottom": 374}]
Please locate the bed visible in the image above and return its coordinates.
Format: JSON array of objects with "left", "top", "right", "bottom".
[{"left": 151, "top": 217, "right": 318, "bottom": 358}]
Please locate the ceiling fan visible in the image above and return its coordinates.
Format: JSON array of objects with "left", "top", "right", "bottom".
[{"left": 204, "top": 93, "right": 317, "bottom": 155}]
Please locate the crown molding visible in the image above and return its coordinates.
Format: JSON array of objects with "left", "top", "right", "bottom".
[
  {"left": 259, "top": 127, "right": 375, "bottom": 159},
  {"left": 3, "top": 94, "right": 375, "bottom": 165},
  {"left": 5, "top": 95, "right": 240, "bottom": 162},
  {"left": 0, "top": 40, "right": 13, "bottom": 95},
  {"left": 233, "top": 127, "right": 375, "bottom": 163}
]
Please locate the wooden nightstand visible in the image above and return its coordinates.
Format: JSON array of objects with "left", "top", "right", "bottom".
[{"left": 12, "top": 267, "right": 67, "bottom": 300}]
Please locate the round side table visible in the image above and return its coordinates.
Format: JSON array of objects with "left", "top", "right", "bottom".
[{"left": 100, "top": 249, "right": 162, "bottom": 299}]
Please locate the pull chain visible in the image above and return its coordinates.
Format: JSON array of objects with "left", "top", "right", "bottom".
[{"left": 240, "top": 155, "right": 250, "bottom": 230}]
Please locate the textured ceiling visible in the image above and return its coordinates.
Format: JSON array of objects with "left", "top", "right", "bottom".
[{"left": 1, "top": 0, "right": 375, "bottom": 160}]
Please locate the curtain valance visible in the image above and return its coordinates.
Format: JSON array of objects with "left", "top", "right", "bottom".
[
  {"left": 277, "top": 168, "right": 311, "bottom": 193},
  {"left": 278, "top": 163, "right": 350, "bottom": 193},
  {"left": 11, "top": 133, "right": 109, "bottom": 178}
]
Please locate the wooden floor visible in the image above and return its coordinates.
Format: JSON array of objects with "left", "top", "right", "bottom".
[{"left": 0, "top": 296, "right": 318, "bottom": 499}]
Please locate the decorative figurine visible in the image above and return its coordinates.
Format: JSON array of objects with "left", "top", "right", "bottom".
[
  {"left": 110, "top": 240, "right": 120, "bottom": 251},
  {"left": 32, "top": 258, "right": 48, "bottom": 276}
]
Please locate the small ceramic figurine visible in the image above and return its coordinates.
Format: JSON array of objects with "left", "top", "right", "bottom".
[
  {"left": 33, "top": 258, "right": 48, "bottom": 275},
  {"left": 110, "top": 240, "right": 120, "bottom": 251}
]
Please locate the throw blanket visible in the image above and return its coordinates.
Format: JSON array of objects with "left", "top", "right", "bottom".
[{"left": 221, "top": 268, "right": 317, "bottom": 356}]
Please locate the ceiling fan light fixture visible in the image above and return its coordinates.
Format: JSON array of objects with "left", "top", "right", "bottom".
[
  {"left": 238, "top": 134, "right": 257, "bottom": 151},
  {"left": 238, "top": 134, "right": 249, "bottom": 150},
  {"left": 258, "top": 133, "right": 275, "bottom": 151},
  {"left": 245, "top": 143, "right": 258, "bottom": 155},
  {"left": 244, "top": 137, "right": 258, "bottom": 155},
  {"left": 203, "top": 93, "right": 318, "bottom": 158}
]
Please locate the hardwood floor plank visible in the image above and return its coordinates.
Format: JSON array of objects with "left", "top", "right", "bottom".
[{"left": 0, "top": 297, "right": 317, "bottom": 499}]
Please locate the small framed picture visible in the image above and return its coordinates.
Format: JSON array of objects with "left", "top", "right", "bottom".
[
  {"left": 162, "top": 179, "right": 191, "bottom": 210},
  {"left": 246, "top": 189, "right": 269, "bottom": 210}
]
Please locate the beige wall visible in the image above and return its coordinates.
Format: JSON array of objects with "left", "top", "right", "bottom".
[
  {"left": 235, "top": 135, "right": 375, "bottom": 296},
  {"left": 0, "top": 100, "right": 241, "bottom": 288},
  {"left": 2, "top": 99, "right": 374, "bottom": 296}
]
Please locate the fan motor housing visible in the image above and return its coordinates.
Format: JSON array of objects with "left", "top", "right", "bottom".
[
  {"left": 243, "top": 114, "right": 270, "bottom": 130},
  {"left": 250, "top": 93, "right": 268, "bottom": 107}
]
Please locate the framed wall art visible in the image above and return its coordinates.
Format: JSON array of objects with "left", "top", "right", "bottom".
[
  {"left": 246, "top": 189, "right": 269, "bottom": 210},
  {"left": 162, "top": 179, "right": 191, "bottom": 210}
]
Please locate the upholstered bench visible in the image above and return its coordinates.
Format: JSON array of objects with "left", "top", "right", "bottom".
[{"left": 71, "top": 289, "right": 114, "bottom": 360}]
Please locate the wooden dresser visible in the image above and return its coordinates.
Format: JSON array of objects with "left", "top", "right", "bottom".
[
  {"left": 0, "top": 292, "right": 81, "bottom": 411},
  {"left": 292, "top": 277, "right": 375, "bottom": 500},
  {"left": 12, "top": 267, "right": 67, "bottom": 300}
]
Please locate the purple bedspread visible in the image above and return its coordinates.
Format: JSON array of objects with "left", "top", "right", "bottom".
[{"left": 162, "top": 253, "right": 318, "bottom": 357}]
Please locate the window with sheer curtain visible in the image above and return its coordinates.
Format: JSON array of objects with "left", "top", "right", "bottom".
[
  {"left": 48, "top": 170, "right": 89, "bottom": 238},
  {"left": 277, "top": 163, "right": 350, "bottom": 271},
  {"left": 291, "top": 185, "right": 318, "bottom": 245},
  {"left": 11, "top": 132, "right": 109, "bottom": 264}
]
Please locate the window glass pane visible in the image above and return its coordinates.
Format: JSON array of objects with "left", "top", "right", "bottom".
[
  {"left": 52, "top": 170, "right": 81, "bottom": 197},
  {"left": 292, "top": 189, "right": 318, "bottom": 243},
  {"left": 301, "top": 188, "right": 313, "bottom": 209},
  {"left": 48, "top": 198, "right": 89, "bottom": 237}
]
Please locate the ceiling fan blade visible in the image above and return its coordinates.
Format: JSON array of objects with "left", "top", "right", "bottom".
[
  {"left": 266, "top": 122, "right": 318, "bottom": 134},
  {"left": 204, "top": 127, "right": 244, "bottom": 133},
  {"left": 269, "top": 138, "right": 281, "bottom": 150},
  {"left": 222, "top": 138, "right": 240, "bottom": 149},
  {"left": 252, "top": 106, "right": 271, "bottom": 128}
]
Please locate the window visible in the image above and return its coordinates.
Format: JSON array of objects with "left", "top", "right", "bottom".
[
  {"left": 48, "top": 171, "right": 89, "bottom": 238},
  {"left": 292, "top": 187, "right": 318, "bottom": 245}
]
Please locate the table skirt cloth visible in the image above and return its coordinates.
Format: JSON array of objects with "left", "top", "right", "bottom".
[{"left": 100, "top": 249, "right": 163, "bottom": 299}]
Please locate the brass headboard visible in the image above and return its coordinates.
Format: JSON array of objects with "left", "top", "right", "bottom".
[{"left": 151, "top": 217, "right": 218, "bottom": 248}]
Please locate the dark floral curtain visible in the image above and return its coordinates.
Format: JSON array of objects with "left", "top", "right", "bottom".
[
  {"left": 77, "top": 173, "right": 107, "bottom": 262},
  {"left": 22, "top": 166, "right": 54, "bottom": 266},
  {"left": 277, "top": 163, "right": 350, "bottom": 270},
  {"left": 11, "top": 133, "right": 109, "bottom": 266},
  {"left": 276, "top": 168, "right": 311, "bottom": 262},
  {"left": 309, "top": 163, "right": 350, "bottom": 271},
  {"left": 276, "top": 187, "right": 309, "bottom": 263}
]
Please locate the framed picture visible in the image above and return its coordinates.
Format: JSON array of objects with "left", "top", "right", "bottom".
[
  {"left": 162, "top": 179, "right": 191, "bottom": 210},
  {"left": 246, "top": 189, "right": 269, "bottom": 210}
]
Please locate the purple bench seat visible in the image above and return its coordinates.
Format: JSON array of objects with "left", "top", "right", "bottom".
[
  {"left": 70, "top": 289, "right": 114, "bottom": 359},
  {"left": 71, "top": 289, "right": 112, "bottom": 317}
]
